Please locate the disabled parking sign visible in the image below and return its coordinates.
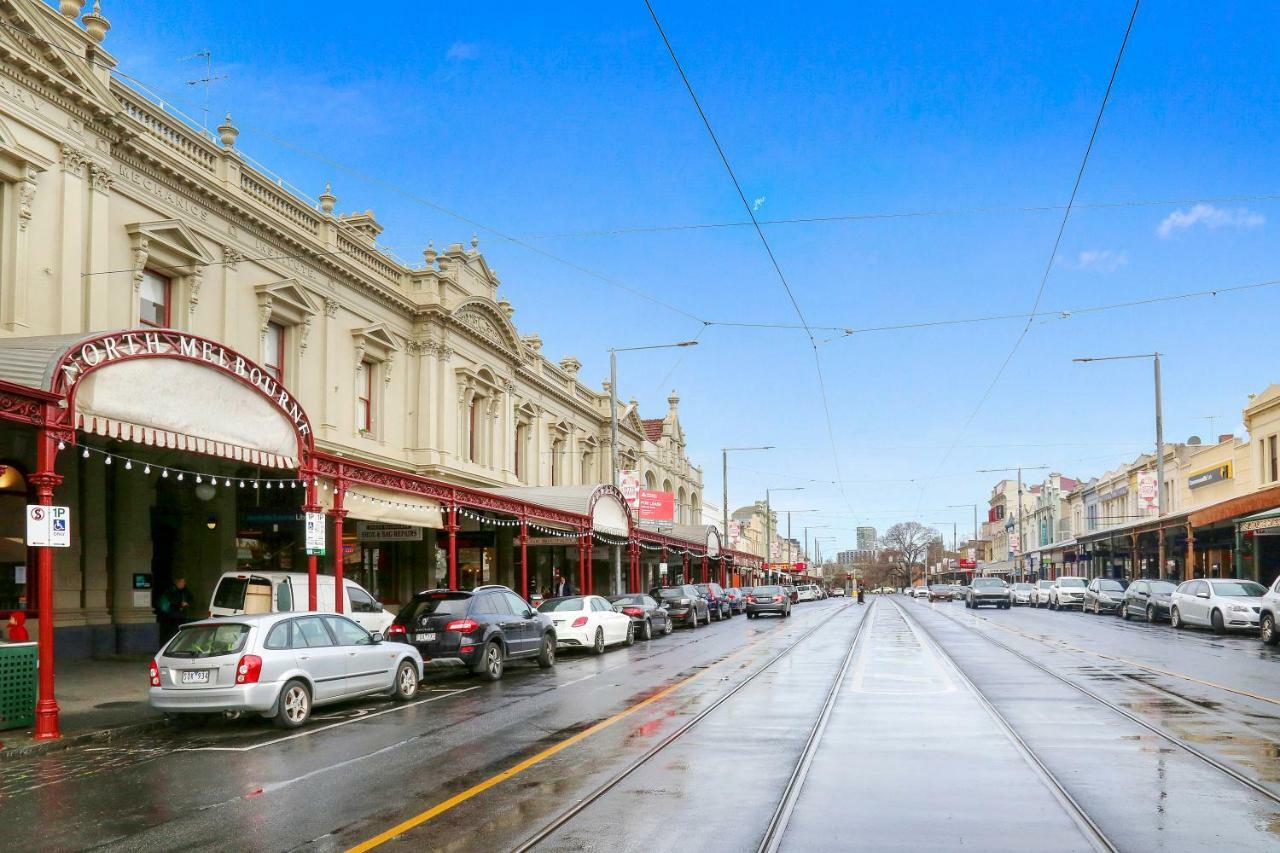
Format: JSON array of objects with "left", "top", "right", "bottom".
[{"left": 26, "top": 505, "right": 71, "bottom": 547}]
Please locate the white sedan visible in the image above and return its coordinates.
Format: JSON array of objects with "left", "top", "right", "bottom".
[
  {"left": 1170, "top": 578, "right": 1267, "bottom": 633},
  {"left": 911, "top": 586, "right": 931, "bottom": 600},
  {"left": 538, "top": 595, "right": 635, "bottom": 654}
]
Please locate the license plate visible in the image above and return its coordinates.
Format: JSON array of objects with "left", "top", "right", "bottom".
[
  {"left": 414, "top": 632, "right": 437, "bottom": 643},
  {"left": 181, "top": 670, "right": 210, "bottom": 684}
]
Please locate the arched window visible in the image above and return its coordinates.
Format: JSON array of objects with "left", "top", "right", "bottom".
[{"left": 644, "top": 471, "right": 656, "bottom": 490}]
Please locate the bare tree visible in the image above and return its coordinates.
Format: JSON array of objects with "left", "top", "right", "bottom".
[{"left": 881, "top": 522, "right": 938, "bottom": 587}]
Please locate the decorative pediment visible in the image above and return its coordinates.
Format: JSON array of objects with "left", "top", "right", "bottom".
[
  {"left": 451, "top": 298, "right": 522, "bottom": 355},
  {"left": 622, "top": 407, "right": 647, "bottom": 438},
  {"left": 0, "top": 1, "right": 120, "bottom": 115},
  {"left": 126, "top": 219, "right": 213, "bottom": 268},
  {"left": 255, "top": 278, "right": 320, "bottom": 320},
  {"left": 352, "top": 322, "right": 402, "bottom": 383}
]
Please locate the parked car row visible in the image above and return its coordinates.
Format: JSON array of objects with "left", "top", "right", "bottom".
[
  {"left": 149, "top": 577, "right": 833, "bottom": 729},
  {"left": 918, "top": 571, "right": 1280, "bottom": 647}
]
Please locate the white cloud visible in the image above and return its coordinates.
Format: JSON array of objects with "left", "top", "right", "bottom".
[
  {"left": 446, "top": 41, "right": 480, "bottom": 61},
  {"left": 1076, "top": 249, "right": 1127, "bottom": 273},
  {"left": 752, "top": 196, "right": 766, "bottom": 211},
  {"left": 1156, "top": 204, "right": 1265, "bottom": 239}
]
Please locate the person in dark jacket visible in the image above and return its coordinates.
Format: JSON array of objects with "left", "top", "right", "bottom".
[{"left": 157, "top": 578, "right": 194, "bottom": 645}]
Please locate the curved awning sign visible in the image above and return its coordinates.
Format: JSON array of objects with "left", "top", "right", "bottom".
[{"left": 50, "top": 330, "right": 313, "bottom": 467}]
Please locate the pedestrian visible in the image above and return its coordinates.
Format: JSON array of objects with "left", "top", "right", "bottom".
[
  {"left": 156, "top": 577, "right": 194, "bottom": 644},
  {"left": 552, "top": 570, "right": 573, "bottom": 597},
  {"left": 6, "top": 611, "right": 29, "bottom": 642}
]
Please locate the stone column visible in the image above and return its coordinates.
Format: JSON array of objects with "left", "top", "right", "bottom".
[
  {"left": 84, "top": 163, "right": 112, "bottom": 328},
  {"left": 321, "top": 298, "right": 340, "bottom": 430},
  {"left": 109, "top": 457, "right": 157, "bottom": 651},
  {"left": 58, "top": 146, "right": 86, "bottom": 333}
]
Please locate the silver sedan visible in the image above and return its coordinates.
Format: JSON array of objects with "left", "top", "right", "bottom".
[{"left": 149, "top": 611, "right": 424, "bottom": 728}]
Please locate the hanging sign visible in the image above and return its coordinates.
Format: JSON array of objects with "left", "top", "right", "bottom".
[
  {"left": 637, "top": 489, "right": 674, "bottom": 521},
  {"left": 728, "top": 520, "right": 742, "bottom": 547},
  {"left": 1137, "top": 470, "right": 1158, "bottom": 510},
  {"left": 305, "top": 511, "right": 326, "bottom": 555},
  {"left": 619, "top": 469, "right": 641, "bottom": 510},
  {"left": 658, "top": 562, "right": 669, "bottom": 576},
  {"left": 26, "top": 505, "right": 71, "bottom": 547}
]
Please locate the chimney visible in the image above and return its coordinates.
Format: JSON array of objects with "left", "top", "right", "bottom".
[{"left": 1219, "top": 433, "right": 1234, "bottom": 444}]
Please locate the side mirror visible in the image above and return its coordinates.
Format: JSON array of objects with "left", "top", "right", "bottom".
[
  {"left": 523, "top": 609, "right": 535, "bottom": 619},
  {"left": 370, "top": 631, "right": 385, "bottom": 644},
  {"left": 1196, "top": 591, "right": 1210, "bottom": 599}
]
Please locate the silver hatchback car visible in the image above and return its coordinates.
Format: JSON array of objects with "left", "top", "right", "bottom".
[{"left": 149, "top": 612, "right": 424, "bottom": 728}]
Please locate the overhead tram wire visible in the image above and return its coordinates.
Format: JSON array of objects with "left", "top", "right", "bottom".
[
  {"left": 642, "top": 0, "right": 856, "bottom": 517},
  {"left": 912, "top": 0, "right": 1142, "bottom": 513},
  {"left": 524, "top": 191, "right": 1280, "bottom": 240}
]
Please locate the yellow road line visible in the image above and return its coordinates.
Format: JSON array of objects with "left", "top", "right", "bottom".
[
  {"left": 347, "top": 612, "right": 832, "bottom": 852},
  {"left": 968, "top": 613, "right": 1280, "bottom": 706}
]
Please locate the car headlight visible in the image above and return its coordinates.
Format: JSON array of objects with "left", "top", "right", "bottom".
[{"left": 1228, "top": 605, "right": 1250, "bottom": 613}]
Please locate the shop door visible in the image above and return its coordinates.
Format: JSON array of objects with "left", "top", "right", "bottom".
[{"left": 150, "top": 505, "right": 179, "bottom": 617}]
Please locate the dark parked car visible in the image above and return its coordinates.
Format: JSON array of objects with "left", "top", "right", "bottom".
[
  {"left": 608, "top": 593, "right": 672, "bottom": 640},
  {"left": 1120, "top": 579, "right": 1177, "bottom": 622},
  {"left": 1083, "top": 578, "right": 1127, "bottom": 615},
  {"left": 655, "top": 585, "right": 711, "bottom": 628},
  {"left": 966, "top": 577, "right": 1010, "bottom": 609},
  {"left": 694, "top": 583, "right": 733, "bottom": 621},
  {"left": 388, "top": 585, "right": 555, "bottom": 681},
  {"left": 724, "top": 588, "right": 748, "bottom": 614},
  {"left": 745, "top": 585, "right": 792, "bottom": 618}
]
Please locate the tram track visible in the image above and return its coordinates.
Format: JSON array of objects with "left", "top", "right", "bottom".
[
  {"left": 511, "top": 600, "right": 871, "bottom": 852},
  {"left": 888, "top": 600, "right": 1119, "bottom": 853},
  {"left": 902, "top": 598, "right": 1280, "bottom": 809}
]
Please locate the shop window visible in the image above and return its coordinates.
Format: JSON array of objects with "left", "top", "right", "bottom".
[
  {"left": 357, "top": 360, "right": 375, "bottom": 432},
  {"left": 0, "top": 464, "right": 29, "bottom": 613},
  {"left": 138, "top": 269, "right": 171, "bottom": 328},
  {"left": 1268, "top": 435, "right": 1279, "bottom": 484},
  {"left": 263, "top": 321, "right": 286, "bottom": 383}
]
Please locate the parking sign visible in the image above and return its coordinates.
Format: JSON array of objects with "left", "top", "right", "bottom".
[{"left": 26, "top": 505, "right": 71, "bottom": 547}]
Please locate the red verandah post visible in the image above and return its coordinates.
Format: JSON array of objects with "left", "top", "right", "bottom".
[
  {"left": 447, "top": 501, "right": 459, "bottom": 590},
  {"left": 32, "top": 428, "right": 63, "bottom": 740},
  {"left": 303, "top": 471, "right": 320, "bottom": 612},
  {"left": 330, "top": 472, "right": 347, "bottom": 613},
  {"left": 519, "top": 517, "right": 529, "bottom": 600}
]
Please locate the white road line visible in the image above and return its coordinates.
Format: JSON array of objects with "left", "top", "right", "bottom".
[{"left": 178, "top": 686, "right": 480, "bottom": 753}]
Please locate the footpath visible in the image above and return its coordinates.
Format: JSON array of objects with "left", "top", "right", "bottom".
[{"left": 0, "top": 657, "right": 159, "bottom": 760}]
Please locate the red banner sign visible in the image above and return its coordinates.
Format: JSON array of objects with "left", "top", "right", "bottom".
[
  {"left": 958, "top": 558, "right": 976, "bottom": 568},
  {"left": 637, "top": 489, "right": 674, "bottom": 521}
]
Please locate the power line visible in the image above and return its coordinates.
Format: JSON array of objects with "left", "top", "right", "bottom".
[
  {"left": 643, "top": 0, "right": 854, "bottom": 521},
  {"left": 914, "top": 0, "right": 1142, "bottom": 512},
  {"left": 524, "top": 192, "right": 1280, "bottom": 240}
]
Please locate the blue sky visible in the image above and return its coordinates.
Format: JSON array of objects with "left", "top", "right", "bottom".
[{"left": 90, "top": 1, "right": 1280, "bottom": 549}]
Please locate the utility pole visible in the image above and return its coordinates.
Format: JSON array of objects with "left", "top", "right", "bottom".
[
  {"left": 765, "top": 487, "right": 802, "bottom": 584},
  {"left": 722, "top": 446, "right": 773, "bottom": 559},
  {"left": 1074, "top": 353, "right": 1166, "bottom": 578}
]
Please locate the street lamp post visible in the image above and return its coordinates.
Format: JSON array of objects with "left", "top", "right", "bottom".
[
  {"left": 978, "top": 465, "right": 1049, "bottom": 582},
  {"left": 722, "top": 445, "right": 774, "bottom": 559},
  {"left": 948, "top": 503, "right": 980, "bottom": 578},
  {"left": 764, "top": 487, "right": 803, "bottom": 583},
  {"left": 929, "top": 521, "right": 958, "bottom": 580},
  {"left": 609, "top": 340, "right": 698, "bottom": 593},
  {"left": 1074, "top": 353, "right": 1165, "bottom": 578}
]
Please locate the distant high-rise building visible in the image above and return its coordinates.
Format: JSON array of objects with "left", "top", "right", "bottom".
[
  {"left": 857, "top": 526, "right": 877, "bottom": 550},
  {"left": 837, "top": 550, "right": 857, "bottom": 566}
]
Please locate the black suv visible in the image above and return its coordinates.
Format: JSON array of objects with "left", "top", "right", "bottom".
[
  {"left": 388, "top": 585, "right": 556, "bottom": 680},
  {"left": 694, "top": 582, "right": 733, "bottom": 620}
]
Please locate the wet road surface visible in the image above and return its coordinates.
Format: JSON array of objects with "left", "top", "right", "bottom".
[{"left": 2, "top": 596, "right": 1277, "bottom": 852}]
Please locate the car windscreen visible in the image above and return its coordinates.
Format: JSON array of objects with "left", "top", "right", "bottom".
[
  {"left": 165, "top": 623, "right": 250, "bottom": 658},
  {"left": 973, "top": 579, "right": 1006, "bottom": 588},
  {"left": 538, "top": 597, "right": 585, "bottom": 612},
  {"left": 752, "top": 587, "right": 782, "bottom": 595},
  {"left": 1058, "top": 578, "right": 1087, "bottom": 588},
  {"left": 398, "top": 593, "right": 470, "bottom": 622},
  {"left": 1038, "top": 581, "right": 1053, "bottom": 588},
  {"left": 1099, "top": 580, "right": 1125, "bottom": 591},
  {"left": 610, "top": 595, "right": 645, "bottom": 606},
  {"left": 1149, "top": 581, "right": 1177, "bottom": 594},
  {"left": 1209, "top": 581, "right": 1265, "bottom": 597},
  {"left": 694, "top": 585, "right": 713, "bottom": 594},
  {"left": 658, "top": 587, "right": 689, "bottom": 598}
]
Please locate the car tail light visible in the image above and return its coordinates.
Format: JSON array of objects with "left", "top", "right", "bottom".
[
  {"left": 774, "top": 595, "right": 784, "bottom": 603},
  {"left": 148, "top": 659, "right": 161, "bottom": 687},
  {"left": 746, "top": 596, "right": 757, "bottom": 603},
  {"left": 235, "top": 654, "right": 263, "bottom": 685},
  {"left": 622, "top": 607, "right": 644, "bottom": 617},
  {"left": 571, "top": 616, "right": 589, "bottom": 628},
  {"left": 445, "top": 618, "right": 479, "bottom": 633},
  {"left": 386, "top": 624, "right": 407, "bottom": 639}
]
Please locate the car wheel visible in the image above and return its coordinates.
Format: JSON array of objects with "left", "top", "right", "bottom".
[
  {"left": 275, "top": 679, "right": 311, "bottom": 729},
  {"left": 393, "top": 660, "right": 419, "bottom": 701},
  {"left": 663, "top": 618, "right": 673, "bottom": 636},
  {"left": 624, "top": 622, "right": 636, "bottom": 647},
  {"left": 1171, "top": 607, "right": 1183, "bottom": 629},
  {"left": 1120, "top": 604, "right": 1130, "bottom": 621},
  {"left": 474, "top": 641, "right": 505, "bottom": 681},
  {"left": 592, "top": 628, "right": 606, "bottom": 654},
  {"left": 641, "top": 619, "right": 653, "bottom": 641},
  {"left": 1093, "top": 600, "right": 1100, "bottom": 615},
  {"left": 1146, "top": 605, "right": 1156, "bottom": 624},
  {"left": 537, "top": 635, "right": 556, "bottom": 668},
  {"left": 688, "top": 610, "right": 698, "bottom": 629},
  {"left": 1210, "top": 609, "right": 1225, "bottom": 635},
  {"left": 1261, "top": 613, "right": 1279, "bottom": 646}
]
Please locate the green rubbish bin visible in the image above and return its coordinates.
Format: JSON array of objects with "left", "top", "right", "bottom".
[{"left": 0, "top": 642, "right": 37, "bottom": 731}]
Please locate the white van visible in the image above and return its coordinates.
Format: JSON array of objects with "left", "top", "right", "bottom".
[{"left": 209, "top": 571, "right": 395, "bottom": 634}]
